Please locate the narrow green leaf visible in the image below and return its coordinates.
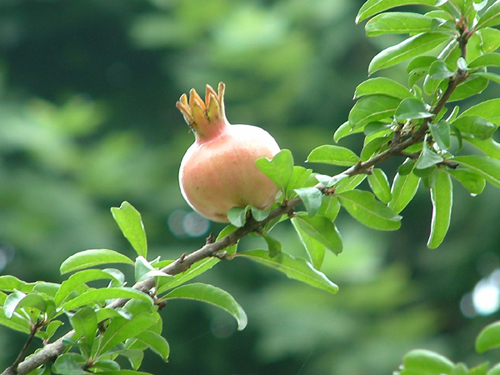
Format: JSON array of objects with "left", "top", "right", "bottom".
[
  {"left": 99, "top": 313, "right": 158, "bottom": 355},
  {"left": 60, "top": 249, "right": 134, "bottom": 275},
  {"left": 394, "top": 166, "right": 417, "bottom": 193},
  {"left": 294, "top": 187, "right": 323, "bottom": 217},
  {"left": 4, "top": 291, "right": 47, "bottom": 319},
  {"left": 262, "top": 233, "right": 282, "bottom": 258},
  {"left": 63, "top": 287, "right": 152, "bottom": 311},
  {"left": 70, "top": 306, "right": 97, "bottom": 351},
  {"left": 447, "top": 169, "right": 486, "bottom": 195},
  {"left": 476, "top": 321, "right": 500, "bottom": 353},
  {"left": 402, "top": 349, "right": 455, "bottom": 374},
  {"left": 361, "top": 137, "right": 390, "bottom": 161},
  {"left": 428, "top": 169, "right": 453, "bottom": 248},
  {"left": 469, "top": 52, "right": 500, "bottom": 68},
  {"left": 307, "top": 145, "right": 359, "bottom": 166},
  {"left": 415, "top": 142, "right": 444, "bottom": 169},
  {"left": 354, "top": 77, "right": 413, "bottom": 99},
  {"left": 334, "top": 121, "right": 363, "bottom": 142},
  {"left": 476, "top": 0, "right": 500, "bottom": 29},
  {"left": 368, "top": 168, "right": 392, "bottom": 203},
  {"left": 452, "top": 115, "right": 497, "bottom": 139},
  {"left": 365, "top": 12, "right": 433, "bottom": 36},
  {"left": 356, "top": 0, "right": 438, "bottom": 23},
  {"left": 111, "top": 202, "right": 148, "bottom": 258},
  {"left": 449, "top": 75, "right": 489, "bottom": 101},
  {"left": 289, "top": 166, "right": 313, "bottom": 190},
  {"left": 429, "top": 121, "right": 451, "bottom": 150},
  {"left": 348, "top": 95, "right": 400, "bottom": 129},
  {"left": 339, "top": 189, "right": 402, "bottom": 230},
  {"left": 454, "top": 155, "right": 500, "bottom": 187},
  {"left": 369, "top": 32, "right": 451, "bottom": 74},
  {"left": 237, "top": 250, "right": 339, "bottom": 294},
  {"left": 291, "top": 217, "right": 326, "bottom": 270},
  {"left": 164, "top": 283, "right": 247, "bottom": 330},
  {"left": 478, "top": 27, "right": 500, "bottom": 52},
  {"left": 335, "top": 174, "right": 367, "bottom": 193},
  {"left": 0, "top": 276, "right": 35, "bottom": 293},
  {"left": 256, "top": 149, "right": 294, "bottom": 193},
  {"left": 466, "top": 137, "right": 500, "bottom": 159},
  {"left": 395, "top": 97, "right": 433, "bottom": 120},
  {"left": 461, "top": 98, "right": 500, "bottom": 124},
  {"left": 294, "top": 213, "right": 343, "bottom": 254},
  {"left": 134, "top": 331, "right": 170, "bottom": 362}
]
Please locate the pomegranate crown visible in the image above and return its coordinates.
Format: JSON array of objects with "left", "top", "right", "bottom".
[{"left": 176, "top": 82, "right": 227, "bottom": 137}]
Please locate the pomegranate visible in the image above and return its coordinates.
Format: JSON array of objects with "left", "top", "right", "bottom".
[{"left": 177, "top": 82, "right": 281, "bottom": 223}]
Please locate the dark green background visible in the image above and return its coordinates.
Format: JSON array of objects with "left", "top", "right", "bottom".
[{"left": 1, "top": 0, "right": 500, "bottom": 374}]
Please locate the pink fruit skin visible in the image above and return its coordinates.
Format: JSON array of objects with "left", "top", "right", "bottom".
[{"left": 177, "top": 83, "right": 281, "bottom": 223}]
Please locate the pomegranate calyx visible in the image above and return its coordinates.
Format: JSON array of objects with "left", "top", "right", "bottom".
[{"left": 176, "top": 82, "right": 227, "bottom": 140}]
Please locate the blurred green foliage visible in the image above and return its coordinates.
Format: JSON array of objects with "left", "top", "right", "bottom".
[{"left": 1, "top": 0, "right": 500, "bottom": 374}]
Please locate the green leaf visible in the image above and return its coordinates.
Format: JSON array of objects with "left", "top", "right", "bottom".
[
  {"left": 356, "top": 0, "right": 439, "bottom": 23},
  {"left": 428, "top": 169, "right": 453, "bottom": 248},
  {"left": 469, "top": 52, "right": 500, "bottom": 68},
  {"left": 164, "top": 283, "right": 247, "bottom": 330},
  {"left": 369, "top": 32, "right": 451, "bottom": 74},
  {"left": 111, "top": 201, "right": 148, "bottom": 258},
  {"left": 60, "top": 249, "right": 134, "bottom": 275},
  {"left": 447, "top": 169, "right": 486, "bottom": 195},
  {"left": 476, "top": 0, "right": 500, "bottom": 29},
  {"left": 70, "top": 306, "right": 97, "bottom": 351},
  {"left": 289, "top": 166, "right": 313, "bottom": 190},
  {"left": 461, "top": 98, "right": 500, "bottom": 125},
  {"left": 361, "top": 137, "right": 390, "bottom": 161},
  {"left": 338, "top": 189, "right": 402, "bottom": 230},
  {"left": 294, "top": 187, "right": 323, "bottom": 217},
  {"left": 237, "top": 250, "right": 338, "bottom": 294},
  {"left": 293, "top": 213, "right": 343, "bottom": 254},
  {"left": 334, "top": 121, "right": 363, "bottom": 142},
  {"left": 134, "top": 331, "right": 170, "bottom": 362},
  {"left": 476, "top": 320, "right": 500, "bottom": 353},
  {"left": 401, "top": 349, "right": 455, "bottom": 374},
  {"left": 262, "top": 233, "right": 282, "bottom": 258},
  {"left": 368, "top": 168, "right": 392, "bottom": 203},
  {"left": 135, "top": 256, "right": 170, "bottom": 282},
  {"left": 415, "top": 138, "right": 444, "bottom": 169},
  {"left": 99, "top": 313, "right": 158, "bottom": 356},
  {"left": 307, "top": 145, "right": 359, "bottom": 166},
  {"left": 395, "top": 97, "right": 433, "bottom": 120},
  {"left": 335, "top": 174, "right": 367, "bottom": 193},
  {"left": 452, "top": 115, "right": 497, "bottom": 139},
  {"left": 449, "top": 75, "right": 489, "bottom": 101},
  {"left": 63, "top": 287, "right": 153, "bottom": 311},
  {"left": 354, "top": 77, "right": 413, "bottom": 99},
  {"left": 365, "top": 12, "right": 433, "bottom": 36},
  {"left": 4, "top": 291, "right": 47, "bottom": 319},
  {"left": 318, "top": 196, "right": 342, "bottom": 220},
  {"left": 52, "top": 353, "right": 88, "bottom": 375},
  {"left": 429, "top": 59, "right": 455, "bottom": 79},
  {"left": 0, "top": 306, "right": 31, "bottom": 334},
  {"left": 466, "top": 137, "right": 500, "bottom": 159},
  {"left": 256, "top": 149, "right": 294, "bottom": 193},
  {"left": 388, "top": 173, "right": 420, "bottom": 214},
  {"left": 348, "top": 95, "right": 400, "bottom": 129},
  {"left": 429, "top": 121, "right": 451, "bottom": 150},
  {"left": 0, "top": 276, "right": 35, "bottom": 293},
  {"left": 486, "top": 363, "right": 500, "bottom": 375},
  {"left": 454, "top": 155, "right": 500, "bottom": 187},
  {"left": 478, "top": 27, "right": 500, "bottom": 52},
  {"left": 291, "top": 218, "right": 326, "bottom": 270},
  {"left": 55, "top": 269, "right": 124, "bottom": 306},
  {"left": 227, "top": 206, "right": 248, "bottom": 228}
]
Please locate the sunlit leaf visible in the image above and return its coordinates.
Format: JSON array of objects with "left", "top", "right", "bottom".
[
  {"left": 339, "top": 189, "right": 402, "bottom": 230},
  {"left": 0, "top": 307, "right": 32, "bottom": 335},
  {"left": 356, "top": 0, "right": 438, "bottom": 23},
  {"left": 395, "top": 97, "right": 433, "bottom": 120},
  {"left": 469, "top": 52, "right": 500, "bottom": 68},
  {"left": 476, "top": 0, "right": 500, "bottom": 29},
  {"left": 451, "top": 115, "right": 497, "bottom": 139},
  {"left": 466, "top": 137, "right": 500, "bottom": 159},
  {"left": 111, "top": 201, "right": 148, "bottom": 258},
  {"left": 307, "top": 145, "right": 359, "bottom": 166},
  {"left": 0, "top": 276, "right": 35, "bottom": 293},
  {"left": 369, "top": 32, "right": 451, "bottom": 74},
  {"left": 454, "top": 155, "right": 500, "bottom": 187},
  {"left": 291, "top": 218, "right": 326, "bottom": 270},
  {"left": 478, "top": 27, "right": 500, "bottom": 52},
  {"left": 256, "top": 149, "right": 294, "bottom": 193},
  {"left": 348, "top": 95, "right": 400, "bottom": 129},
  {"left": 63, "top": 287, "right": 153, "bottom": 311},
  {"left": 361, "top": 137, "right": 390, "bottom": 161},
  {"left": 461, "top": 98, "right": 500, "bottom": 124},
  {"left": 365, "top": 12, "right": 433, "bottom": 36},
  {"left": 354, "top": 77, "right": 413, "bottom": 99},
  {"left": 4, "top": 291, "right": 47, "bottom": 319},
  {"left": 449, "top": 75, "right": 489, "bottom": 101},
  {"left": 60, "top": 249, "right": 134, "bottom": 275},
  {"left": 476, "top": 320, "right": 500, "bottom": 353},
  {"left": 334, "top": 121, "right": 364, "bottom": 142},
  {"left": 368, "top": 168, "right": 392, "bottom": 203},
  {"left": 448, "top": 169, "right": 486, "bottom": 195},
  {"left": 415, "top": 138, "right": 444, "bottom": 169},
  {"left": 389, "top": 171, "right": 421, "bottom": 214},
  {"left": 428, "top": 169, "right": 453, "bottom": 248},
  {"left": 134, "top": 330, "right": 170, "bottom": 362},
  {"left": 401, "top": 349, "right": 455, "bottom": 374},
  {"left": 428, "top": 59, "right": 455, "bottom": 79},
  {"left": 293, "top": 213, "right": 343, "bottom": 254},
  {"left": 294, "top": 187, "right": 323, "bottom": 217},
  {"left": 237, "top": 250, "right": 338, "bottom": 294},
  {"left": 163, "top": 283, "right": 247, "bottom": 330},
  {"left": 335, "top": 174, "right": 367, "bottom": 193}
]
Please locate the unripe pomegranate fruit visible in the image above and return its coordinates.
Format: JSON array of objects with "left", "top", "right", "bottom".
[{"left": 177, "top": 82, "right": 281, "bottom": 223}]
